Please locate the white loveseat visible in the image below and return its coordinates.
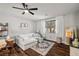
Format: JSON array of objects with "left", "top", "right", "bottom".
[{"left": 15, "top": 33, "right": 42, "bottom": 50}]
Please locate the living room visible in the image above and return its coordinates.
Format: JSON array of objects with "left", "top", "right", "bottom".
[{"left": 0, "top": 3, "right": 79, "bottom": 56}]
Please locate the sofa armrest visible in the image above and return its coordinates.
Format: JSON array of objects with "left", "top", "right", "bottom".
[{"left": 16, "top": 36, "right": 25, "bottom": 42}]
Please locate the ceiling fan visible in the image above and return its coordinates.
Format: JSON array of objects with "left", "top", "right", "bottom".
[{"left": 12, "top": 3, "right": 38, "bottom": 15}]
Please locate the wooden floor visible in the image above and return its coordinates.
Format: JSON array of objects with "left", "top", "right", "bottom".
[
  {"left": 0, "top": 42, "right": 70, "bottom": 56},
  {"left": 46, "top": 43, "right": 70, "bottom": 56}
]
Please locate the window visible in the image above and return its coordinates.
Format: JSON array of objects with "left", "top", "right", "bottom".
[{"left": 45, "top": 20, "right": 56, "bottom": 33}]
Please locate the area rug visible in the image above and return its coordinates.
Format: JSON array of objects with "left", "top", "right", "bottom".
[{"left": 31, "top": 41, "right": 54, "bottom": 56}]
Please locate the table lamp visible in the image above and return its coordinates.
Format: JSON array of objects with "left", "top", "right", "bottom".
[{"left": 65, "top": 27, "right": 73, "bottom": 45}]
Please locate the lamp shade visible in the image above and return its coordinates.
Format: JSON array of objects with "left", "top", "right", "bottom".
[
  {"left": 66, "top": 31, "right": 72, "bottom": 38},
  {"left": 65, "top": 27, "right": 73, "bottom": 38}
]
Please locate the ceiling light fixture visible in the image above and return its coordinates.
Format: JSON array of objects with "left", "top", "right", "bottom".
[{"left": 24, "top": 10, "right": 28, "bottom": 13}]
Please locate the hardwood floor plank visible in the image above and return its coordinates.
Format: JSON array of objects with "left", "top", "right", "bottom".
[
  {"left": 24, "top": 48, "right": 41, "bottom": 56},
  {"left": 0, "top": 42, "right": 70, "bottom": 56},
  {"left": 46, "top": 43, "right": 70, "bottom": 56}
]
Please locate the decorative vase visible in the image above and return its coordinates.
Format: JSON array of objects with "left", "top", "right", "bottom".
[
  {"left": 72, "top": 28, "right": 79, "bottom": 47},
  {"left": 72, "top": 38, "right": 79, "bottom": 47}
]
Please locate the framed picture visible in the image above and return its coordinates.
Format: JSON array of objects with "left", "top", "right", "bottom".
[
  {"left": 20, "top": 23, "right": 28, "bottom": 29},
  {"left": 0, "top": 23, "right": 8, "bottom": 37},
  {"left": 45, "top": 20, "right": 56, "bottom": 33}
]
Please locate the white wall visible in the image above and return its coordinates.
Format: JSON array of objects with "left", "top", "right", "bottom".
[
  {"left": 0, "top": 13, "right": 36, "bottom": 36},
  {"left": 74, "top": 11, "right": 79, "bottom": 28},
  {"left": 64, "top": 13, "right": 75, "bottom": 28},
  {"left": 36, "top": 20, "right": 46, "bottom": 35},
  {"left": 56, "top": 16, "right": 65, "bottom": 43}
]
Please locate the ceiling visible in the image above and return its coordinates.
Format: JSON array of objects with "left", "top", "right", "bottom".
[{"left": 0, "top": 3, "right": 79, "bottom": 20}]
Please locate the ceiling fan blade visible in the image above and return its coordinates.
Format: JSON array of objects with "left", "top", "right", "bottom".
[
  {"left": 22, "top": 3, "right": 26, "bottom": 8},
  {"left": 29, "top": 8, "right": 38, "bottom": 10},
  {"left": 22, "top": 12, "right": 25, "bottom": 14},
  {"left": 25, "top": 4, "right": 28, "bottom": 7},
  {"left": 13, "top": 7, "right": 24, "bottom": 10},
  {"left": 28, "top": 11, "right": 34, "bottom": 15}
]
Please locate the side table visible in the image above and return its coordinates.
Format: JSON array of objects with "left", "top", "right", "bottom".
[{"left": 5, "top": 39, "right": 15, "bottom": 55}]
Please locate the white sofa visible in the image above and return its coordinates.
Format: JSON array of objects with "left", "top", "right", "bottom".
[{"left": 15, "top": 33, "right": 42, "bottom": 50}]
